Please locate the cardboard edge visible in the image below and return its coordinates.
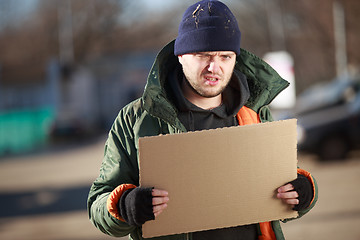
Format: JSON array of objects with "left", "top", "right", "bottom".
[{"left": 139, "top": 119, "right": 297, "bottom": 141}]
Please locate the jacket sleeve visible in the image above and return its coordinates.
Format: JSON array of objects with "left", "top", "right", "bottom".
[
  {"left": 87, "top": 107, "right": 141, "bottom": 237},
  {"left": 281, "top": 168, "right": 319, "bottom": 224},
  {"left": 294, "top": 168, "right": 319, "bottom": 218}
]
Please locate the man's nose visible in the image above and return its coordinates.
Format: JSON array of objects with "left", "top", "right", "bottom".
[{"left": 207, "top": 60, "right": 220, "bottom": 73}]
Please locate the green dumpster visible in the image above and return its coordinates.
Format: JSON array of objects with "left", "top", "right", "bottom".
[{"left": 0, "top": 107, "right": 55, "bottom": 155}]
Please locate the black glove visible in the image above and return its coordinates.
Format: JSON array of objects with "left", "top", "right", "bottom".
[
  {"left": 289, "top": 174, "right": 313, "bottom": 211},
  {"left": 119, "top": 187, "right": 154, "bottom": 226}
]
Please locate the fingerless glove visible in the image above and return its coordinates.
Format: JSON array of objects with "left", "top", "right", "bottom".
[
  {"left": 289, "top": 174, "right": 313, "bottom": 211},
  {"left": 119, "top": 187, "right": 154, "bottom": 226}
]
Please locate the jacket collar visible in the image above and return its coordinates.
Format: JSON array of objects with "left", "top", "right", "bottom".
[
  {"left": 142, "top": 40, "right": 289, "bottom": 126},
  {"left": 236, "top": 48, "right": 289, "bottom": 112}
]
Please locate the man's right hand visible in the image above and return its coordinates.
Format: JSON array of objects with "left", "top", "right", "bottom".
[{"left": 119, "top": 187, "right": 169, "bottom": 226}]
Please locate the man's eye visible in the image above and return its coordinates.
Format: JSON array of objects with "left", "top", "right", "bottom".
[
  {"left": 195, "top": 54, "right": 211, "bottom": 60},
  {"left": 197, "top": 54, "right": 208, "bottom": 58}
]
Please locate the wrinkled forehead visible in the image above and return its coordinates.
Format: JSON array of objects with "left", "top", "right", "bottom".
[{"left": 189, "top": 51, "right": 236, "bottom": 56}]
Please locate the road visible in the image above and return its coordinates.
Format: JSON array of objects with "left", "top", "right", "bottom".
[{"left": 0, "top": 136, "right": 359, "bottom": 240}]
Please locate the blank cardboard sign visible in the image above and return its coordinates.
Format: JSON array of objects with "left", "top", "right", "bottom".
[{"left": 139, "top": 119, "right": 298, "bottom": 238}]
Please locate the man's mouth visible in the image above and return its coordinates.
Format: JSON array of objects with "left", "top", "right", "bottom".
[
  {"left": 204, "top": 75, "right": 220, "bottom": 85},
  {"left": 206, "top": 77, "right": 218, "bottom": 82}
]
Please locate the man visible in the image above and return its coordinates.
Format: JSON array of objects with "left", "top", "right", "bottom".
[{"left": 88, "top": 1, "right": 318, "bottom": 239}]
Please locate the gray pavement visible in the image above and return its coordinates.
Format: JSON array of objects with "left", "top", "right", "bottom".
[{"left": 0, "top": 137, "right": 359, "bottom": 240}]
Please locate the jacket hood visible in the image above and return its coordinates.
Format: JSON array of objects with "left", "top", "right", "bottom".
[{"left": 142, "top": 40, "right": 289, "bottom": 126}]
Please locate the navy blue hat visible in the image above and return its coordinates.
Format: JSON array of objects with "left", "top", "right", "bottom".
[{"left": 174, "top": 0, "right": 241, "bottom": 56}]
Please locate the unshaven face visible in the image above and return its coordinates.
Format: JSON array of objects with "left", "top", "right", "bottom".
[{"left": 178, "top": 51, "right": 236, "bottom": 100}]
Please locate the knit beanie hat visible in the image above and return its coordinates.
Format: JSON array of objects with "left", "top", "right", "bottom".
[{"left": 174, "top": 0, "right": 241, "bottom": 56}]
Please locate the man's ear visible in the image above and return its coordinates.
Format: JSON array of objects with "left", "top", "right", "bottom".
[{"left": 178, "top": 55, "right": 183, "bottom": 65}]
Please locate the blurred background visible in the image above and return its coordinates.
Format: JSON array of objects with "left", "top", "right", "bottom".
[{"left": 0, "top": 0, "right": 359, "bottom": 239}]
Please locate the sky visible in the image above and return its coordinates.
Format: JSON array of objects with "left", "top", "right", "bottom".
[
  {"left": 0, "top": 0, "right": 190, "bottom": 29},
  {"left": 0, "top": 0, "right": 39, "bottom": 29},
  {"left": 138, "top": 0, "right": 182, "bottom": 11}
]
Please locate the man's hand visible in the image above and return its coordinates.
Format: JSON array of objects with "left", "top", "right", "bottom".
[
  {"left": 276, "top": 183, "right": 299, "bottom": 208},
  {"left": 119, "top": 187, "right": 169, "bottom": 226},
  {"left": 152, "top": 189, "right": 169, "bottom": 217},
  {"left": 277, "top": 174, "right": 313, "bottom": 211}
]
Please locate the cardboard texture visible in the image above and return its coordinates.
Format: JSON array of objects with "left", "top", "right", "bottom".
[{"left": 139, "top": 119, "right": 298, "bottom": 238}]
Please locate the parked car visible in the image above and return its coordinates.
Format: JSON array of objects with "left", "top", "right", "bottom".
[{"left": 288, "top": 75, "right": 360, "bottom": 160}]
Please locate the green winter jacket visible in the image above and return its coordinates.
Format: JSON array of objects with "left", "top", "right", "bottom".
[{"left": 87, "top": 40, "right": 318, "bottom": 240}]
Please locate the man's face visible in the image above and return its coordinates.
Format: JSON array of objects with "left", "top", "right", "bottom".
[{"left": 178, "top": 51, "right": 236, "bottom": 98}]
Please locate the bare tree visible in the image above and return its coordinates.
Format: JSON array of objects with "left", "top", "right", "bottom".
[{"left": 1, "top": 0, "right": 359, "bottom": 92}]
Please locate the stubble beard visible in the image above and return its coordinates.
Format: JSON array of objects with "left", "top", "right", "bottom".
[{"left": 182, "top": 71, "right": 232, "bottom": 98}]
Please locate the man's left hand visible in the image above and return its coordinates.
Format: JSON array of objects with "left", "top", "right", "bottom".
[
  {"left": 276, "top": 183, "right": 299, "bottom": 209},
  {"left": 276, "top": 174, "right": 313, "bottom": 211}
]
